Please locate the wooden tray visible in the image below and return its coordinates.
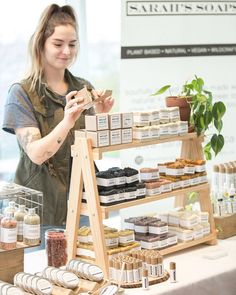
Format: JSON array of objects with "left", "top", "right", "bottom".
[{"left": 111, "top": 270, "right": 169, "bottom": 288}]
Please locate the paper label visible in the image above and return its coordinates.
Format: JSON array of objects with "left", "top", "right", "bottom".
[
  {"left": 122, "top": 113, "right": 133, "bottom": 128},
  {"left": 133, "top": 130, "right": 150, "bottom": 140},
  {"left": 119, "top": 234, "right": 134, "bottom": 244},
  {"left": 97, "top": 115, "right": 108, "bottom": 130},
  {"left": 146, "top": 187, "right": 161, "bottom": 196},
  {"left": 140, "top": 171, "right": 159, "bottom": 180},
  {"left": 99, "top": 194, "right": 117, "bottom": 204},
  {"left": 149, "top": 225, "right": 168, "bottom": 235},
  {"left": 1, "top": 227, "right": 17, "bottom": 243},
  {"left": 166, "top": 168, "right": 184, "bottom": 176},
  {"left": 23, "top": 224, "right": 40, "bottom": 239},
  {"left": 98, "top": 131, "right": 109, "bottom": 146},
  {"left": 126, "top": 174, "right": 139, "bottom": 183},
  {"left": 109, "top": 114, "right": 121, "bottom": 129},
  {"left": 96, "top": 177, "right": 116, "bottom": 186},
  {"left": 122, "top": 128, "right": 132, "bottom": 143}
]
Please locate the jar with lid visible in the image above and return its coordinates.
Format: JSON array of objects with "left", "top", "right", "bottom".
[
  {"left": 0, "top": 211, "right": 17, "bottom": 250},
  {"left": 14, "top": 204, "right": 27, "bottom": 242},
  {"left": 23, "top": 208, "right": 40, "bottom": 246},
  {"left": 45, "top": 229, "right": 67, "bottom": 267}
]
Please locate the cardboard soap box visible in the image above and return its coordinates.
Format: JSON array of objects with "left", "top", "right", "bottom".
[{"left": 214, "top": 213, "right": 236, "bottom": 239}]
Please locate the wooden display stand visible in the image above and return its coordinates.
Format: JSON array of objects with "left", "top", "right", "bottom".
[
  {"left": 66, "top": 133, "right": 217, "bottom": 279},
  {"left": 0, "top": 248, "right": 24, "bottom": 283}
]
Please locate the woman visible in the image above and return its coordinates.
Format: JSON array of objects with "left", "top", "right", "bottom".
[{"left": 2, "top": 4, "right": 114, "bottom": 225}]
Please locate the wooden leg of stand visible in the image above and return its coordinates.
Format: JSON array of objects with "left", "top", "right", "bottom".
[
  {"left": 198, "top": 184, "right": 217, "bottom": 245},
  {"left": 79, "top": 138, "right": 109, "bottom": 279},
  {"left": 66, "top": 139, "right": 84, "bottom": 261},
  {"left": 181, "top": 137, "right": 204, "bottom": 160},
  {"left": 174, "top": 193, "right": 187, "bottom": 208}
]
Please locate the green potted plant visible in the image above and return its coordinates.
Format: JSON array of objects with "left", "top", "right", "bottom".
[{"left": 151, "top": 76, "right": 226, "bottom": 160}]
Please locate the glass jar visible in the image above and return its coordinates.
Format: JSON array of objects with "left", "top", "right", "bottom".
[
  {"left": 23, "top": 207, "right": 40, "bottom": 246},
  {"left": 14, "top": 204, "right": 27, "bottom": 242},
  {"left": 1, "top": 211, "right": 17, "bottom": 250},
  {"left": 45, "top": 229, "right": 67, "bottom": 267}
]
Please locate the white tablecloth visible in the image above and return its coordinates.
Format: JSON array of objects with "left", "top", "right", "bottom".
[{"left": 24, "top": 237, "right": 236, "bottom": 295}]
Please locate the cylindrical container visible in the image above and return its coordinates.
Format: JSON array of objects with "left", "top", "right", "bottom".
[
  {"left": 212, "top": 165, "right": 219, "bottom": 191},
  {"left": 142, "top": 268, "right": 149, "bottom": 290},
  {"left": 0, "top": 211, "right": 17, "bottom": 250},
  {"left": 219, "top": 164, "right": 226, "bottom": 191},
  {"left": 170, "top": 262, "right": 176, "bottom": 283},
  {"left": 45, "top": 229, "right": 67, "bottom": 267},
  {"left": 14, "top": 205, "right": 27, "bottom": 242},
  {"left": 23, "top": 208, "right": 40, "bottom": 246}
]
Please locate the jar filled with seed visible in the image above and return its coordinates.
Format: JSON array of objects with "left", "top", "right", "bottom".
[
  {"left": 23, "top": 208, "right": 40, "bottom": 246},
  {"left": 45, "top": 229, "right": 67, "bottom": 267}
]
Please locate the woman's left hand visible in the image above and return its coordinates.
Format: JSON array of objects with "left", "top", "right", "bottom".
[{"left": 92, "top": 89, "right": 114, "bottom": 113}]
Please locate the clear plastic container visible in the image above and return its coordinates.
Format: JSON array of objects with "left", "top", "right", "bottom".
[{"left": 45, "top": 229, "right": 67, "bottom": 267}]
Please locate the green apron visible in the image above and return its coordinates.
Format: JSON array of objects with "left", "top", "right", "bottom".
[{"left": 15, "top": 70, "right": 93, "bottom": 225}]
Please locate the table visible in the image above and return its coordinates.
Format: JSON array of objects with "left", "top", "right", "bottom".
[{"left": 24, "top": 237, "right": 236, "bottom": 295}]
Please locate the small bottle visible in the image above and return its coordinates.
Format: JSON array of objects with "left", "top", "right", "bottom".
[
  {"left": 157, "top": 256, "right": 164, "bottom": 277},
  {"left": 150, "top": 256, "right": 158, "bottom": 277},
  {"left": 169, "top": 262, "right": 177, "bottom": 283},
  {"left": 45, "top": 228, "right": 67, "bottom": 267},
  {"left": 212, "top": 164, "right": 219, "bottom": 190},
  {"left": 133, "top": 261, "right": 140, "bottom": 282},
  {"left": 14, "top": 204, "right": 27, "bottom": 242},
  {"left": 227, "top": 184, "right": 236, "bottom": 214},
  {"left": 217, "top": 197, "right": 226, "bottom": 216},
  {"left": 109, "top": 259, "right": 115, "bottom": 281},
  {"left": 23, "top": 208, "right": 40, "bottom": 246},
  {"left": 225, "top": 165, "right": 234, "bottom": 191},
  {"left": 0, "top": 211, "right": 17, "bottom": 250},
  {"left": 142, "top": 268, "right": 149, "bottom": 290},
  {"left": 126, "top": 262, "right": 134, "bottom": 283},
  {"left": 222, "top": 182, "right": 229, "bottom": 199},
  {"left": 219, "top": 164, "right": 226, "bottom": 190}
]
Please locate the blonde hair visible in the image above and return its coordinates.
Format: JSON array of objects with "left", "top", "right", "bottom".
[{"left": 26, "top": 4, "right": 78, "bottom": 92}]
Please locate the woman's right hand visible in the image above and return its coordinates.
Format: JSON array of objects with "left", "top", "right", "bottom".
[{"left": 63, "top": 90, "right": 85, "bottom": 129}]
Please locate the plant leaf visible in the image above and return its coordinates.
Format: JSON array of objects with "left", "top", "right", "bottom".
[
  {"left": 204, "top": 111, "right": 212, "bottom": 127},
  {"left": 214, "top": 118, "right": 223, "bottom": 133},
  {"left": 211, "top": 134, "right": 224, "bottom": 156},
  {"left": 212, "top": 101, "right": 226, "bottom": 120},
  {"left": 151, "top": 85, "right": 171, "bottom": 96}
]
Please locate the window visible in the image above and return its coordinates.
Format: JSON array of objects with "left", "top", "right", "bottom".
[{"left": 0, "top": 0, "right": 120, "bottom": 180}]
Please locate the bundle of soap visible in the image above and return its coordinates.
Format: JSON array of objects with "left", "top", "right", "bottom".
[
  {"left": 159, "top": 209, "right": 210, "bottom": 242},
  {"left": 132, "top": 107, "right": 188, "bottom": 140},
  {"left": 76, "top": 111, "right": 133, "bottom": 147},
  {"left": 78, "top": 225, "right": 135, "bottom": 249}
]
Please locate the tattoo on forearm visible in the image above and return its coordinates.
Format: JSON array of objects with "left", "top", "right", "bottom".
[
  {"left": 17, "top": 130, "right": 41, "bottom": 152},
  {"left": 57, "top": 137, "right": 62, "bottom": 144}
]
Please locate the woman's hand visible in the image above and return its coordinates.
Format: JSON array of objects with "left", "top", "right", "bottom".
[
  {"left": 63, "top": 90, "right": 85, "bottom": 128},
  {"left": 92, "top": 89, "right": 114, "bottom": 113}
]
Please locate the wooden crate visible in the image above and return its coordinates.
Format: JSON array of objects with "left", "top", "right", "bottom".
[
  {"left": 0, "top": 248, "right": 24, "bottom": 283},
  {"left": 214, "top": 213, "right": 236, "bottom": 239}
]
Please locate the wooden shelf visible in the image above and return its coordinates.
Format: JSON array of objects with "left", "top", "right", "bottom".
[
  {"left": 76, "top": 132, "right": 202, "bottom": 160},
  {"left": 67, "top": 133, "right": 217, "bottom": 279},
  {"left": 81, "top": 183, "right": 209, "bottom": 219}
]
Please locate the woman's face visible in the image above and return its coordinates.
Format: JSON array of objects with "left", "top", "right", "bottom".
[{"left": 43, "top": 24, "right": 78, "bottom": 71}]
